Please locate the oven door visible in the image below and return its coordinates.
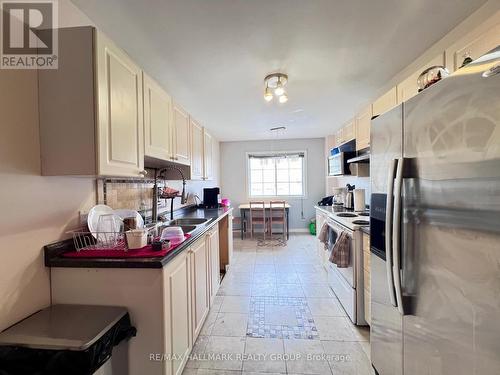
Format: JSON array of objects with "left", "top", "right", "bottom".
[
  {"left": 326, "top": 219, "right": 355, "bottom": 288},
  {"left": 328, "top": 154, "right": 344, "bottom": 176}
]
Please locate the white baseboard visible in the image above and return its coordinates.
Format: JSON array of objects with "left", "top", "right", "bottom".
[{"left": 289, "top": 228, "right": 310, "bottom": 233}]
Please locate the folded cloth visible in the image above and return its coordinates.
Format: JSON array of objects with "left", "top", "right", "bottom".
[
  {"left": 318, "top": 222, "right": 329, "bottom": 248},
  {"left": 329, "top": 231, "right": 350, "bottom": 268}
]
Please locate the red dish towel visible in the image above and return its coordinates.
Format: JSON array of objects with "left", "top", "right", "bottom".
[{"left": 63, "top": 234, "right": 191, "bottom": 258}]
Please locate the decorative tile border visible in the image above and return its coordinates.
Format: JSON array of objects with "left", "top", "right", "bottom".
[{"left": 247, "top": 296, "right": 319, "bottom": 340}]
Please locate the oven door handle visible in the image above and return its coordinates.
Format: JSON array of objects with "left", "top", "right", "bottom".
[
  {"left": 385, "top": 159, "right": 397, "bottom": 307},
  {"left": 392, "top": 157, "right": 404, "bottom": 315}
]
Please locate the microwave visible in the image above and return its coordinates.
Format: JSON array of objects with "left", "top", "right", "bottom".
[{"left": 328, "top": 139, "right": 356, "bottom": 176}]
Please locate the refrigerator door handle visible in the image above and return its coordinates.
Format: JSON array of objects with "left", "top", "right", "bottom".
[
  {"left": 385, "top": 158, "right": 397, "bottom": 307},
  {"left": 392, "top": 157, "right": 404, "bottom": 315}
]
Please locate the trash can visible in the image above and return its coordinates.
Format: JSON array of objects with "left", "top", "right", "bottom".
[{"left": 0, "top": 304, "right": 136, "bottom": 375}]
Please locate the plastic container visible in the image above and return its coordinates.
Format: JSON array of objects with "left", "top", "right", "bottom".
[
  {"left": 160, "top": 226, "right": 185, "bottom": 244},
  {"left": 126, "top": 229, "right": 148, "bottom": 249}
]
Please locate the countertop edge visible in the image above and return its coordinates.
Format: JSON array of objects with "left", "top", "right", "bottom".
[{"left": 45, "top": 207, "right": 233, "bottom": 269}]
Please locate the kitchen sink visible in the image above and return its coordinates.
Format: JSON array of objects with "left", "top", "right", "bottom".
[
  {"left": 156, "top": 224, "right": 198, "bottom": 236},
  {"left": 167, "top": 218, "right": 212, "bottom": 226}
]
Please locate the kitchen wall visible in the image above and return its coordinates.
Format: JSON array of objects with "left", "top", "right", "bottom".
[
  {"left": 220, "top": 138, "right": 325, "bottom": 230},
  {"left": 0, "top": 0, "right": 96, "bottom": 332},
  {"left": 0, "top": 0, "right": 220, "bottom": 332}
]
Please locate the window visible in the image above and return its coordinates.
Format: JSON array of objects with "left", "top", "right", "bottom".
[{"left": 247, "top": 151, "right": 306, "bottom": 198}]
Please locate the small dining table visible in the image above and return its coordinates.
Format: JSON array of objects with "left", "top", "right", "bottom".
[{"left": 238, "top": 202, "right": 291, "bottom": 240}]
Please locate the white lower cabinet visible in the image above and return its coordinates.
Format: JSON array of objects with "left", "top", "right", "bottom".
[
  {"left": 189, "top": 237, "right": 210, "bottom": 340},
  {"left": 208, "top": 227, "right": 220, "bottom": 304},
  {"left": 163, "top": 251, "right": 192, "bottom": 375},
  {"left": 50, "top": 223, "right": 227, "bottom": 375}
]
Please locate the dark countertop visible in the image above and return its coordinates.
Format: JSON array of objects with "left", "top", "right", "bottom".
[{"left": 44, "top": 206, "right": 233, "bottom": 269}]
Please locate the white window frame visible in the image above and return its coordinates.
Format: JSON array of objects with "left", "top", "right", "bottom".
[{"left": 246, "top": 150, "right": 308, "bottom": 199}]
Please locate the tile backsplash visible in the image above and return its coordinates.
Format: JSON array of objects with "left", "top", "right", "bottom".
[{"left": 97, "top": 176, "right": 220, "bottom": 220}]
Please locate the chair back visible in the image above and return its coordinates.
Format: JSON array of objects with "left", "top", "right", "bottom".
[
  {"left": 269, "top": 201, "right": 286, "bottom": 219},
  {"left": 249, "top": 201, "right": 266, "bottom": 220}
]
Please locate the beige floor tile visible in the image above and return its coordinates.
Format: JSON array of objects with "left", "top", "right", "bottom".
[
  {"left": 243, "top": 337, "right": 286, "bottom": 373},
  {"left": 212, "top": 312, "right": 249, "bottom": 337},
  {"left": 251, "top": 272, "right": 277, "bottom": 284},
  {"left": 198, "top": 336, "right": 246, "bottom": 371},
  {"left": 224, "top": 271, "right": 254, "bottom": 284},
  {"left": 277, "top": 284, "right": 305, "bottom": 297},
  {"left": 265, "top": 305, "right": 298, "bottom": 326},
  {"left": 197, "top": 369, "right": 242, "bottom": 375},
  {"left": 307, "top": 297, "right": 346, "bottom": 317},
  {"left": 322, "top": 340, "right": 372, "bottom": 375},
  {"left": 200, "top": 310, "right": 218, "bottom": 336},
  {"left": 315, "top": 316, "right": 359, "bottom": 341},
  {"left": 254, "top": 264, "right": 276, "bottom": 273},
  {"left": 284, "top": 338, "right": 332, "bottom": 375},
  {"left": 301, "top": 283, "right": 334, "bottom": 298},
  {"left": 251, "top": 283, "right": 277, "bottom": 297},
  {"left": 218, "top": 282, "right": 253, "bottom": 296},
  {"left": 220, "top": 296, "right": 251, "bottom": 314}
]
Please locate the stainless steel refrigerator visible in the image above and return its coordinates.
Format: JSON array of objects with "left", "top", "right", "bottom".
[{"left": 370, "top": 46, "right": 500, "bottom": 375}]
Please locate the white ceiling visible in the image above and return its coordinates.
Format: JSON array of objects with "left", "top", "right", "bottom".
[{"left": 72, "top": 0, "right": 486, "bottom": 141}]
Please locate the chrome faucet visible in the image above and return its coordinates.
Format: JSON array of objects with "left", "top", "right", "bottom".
[{"left": 153, "top": 166, "right": 187, "bottom": 221}]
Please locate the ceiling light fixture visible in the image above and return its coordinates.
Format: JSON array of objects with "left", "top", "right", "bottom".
[
  {"left": 264, "top": 85, "right": 273, "bottom": 102},
  {"left": 264, "top": 72, "right": 288, "bottom": 103}
]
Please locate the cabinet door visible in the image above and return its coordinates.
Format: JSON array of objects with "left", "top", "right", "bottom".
[
  {"left": 342, "top": 120, "right": 355, "bottom": 143},
  {"left": 163, "top": 251, "right": 191, "bottom": 375},
  {"left": 355, "top": 106, "right": 372, "bottom": 151},
  {"left": 208, "top": 228, "right": 220, "bottom": 303},
  {"left": 335, "top": 129, "right": 343, "bottom": 146},
  {"left": 172, "top": 103, "right": 191, "bottom": 165},
  {"left": 143, "top": 73, "right": 173, "bottom": 161},
  {"left": 190, "top": 238, "right": 209, "bottom": 340},
  {"left": 190, "top": 119, "right": 204, "bottom": 180},
  {"left": 96, "top": 31, "right": 145, "bottom": 177},
  {"left": 203, "top": 130, "right": 213, "bottom": 180},
  {"left": 397, "top": 53, "right": 445, "bottom": 103},
  {"left": 372, "top": 87, "right": 397, "bottom": 117},
  {"left": 446, "top": 22, "right": 500, "bottom": 72}
]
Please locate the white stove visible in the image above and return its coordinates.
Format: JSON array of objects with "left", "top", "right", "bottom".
[
  {"left": 316, "top": 205, "right": 369, "bottom": 231},
  {"left": 315, "top": 205, "right": 369, "bottom": 325}
]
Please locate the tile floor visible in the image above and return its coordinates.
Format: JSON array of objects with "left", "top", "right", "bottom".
[{"left": 183, "top": 234, "right": 373, "bottom": 375}]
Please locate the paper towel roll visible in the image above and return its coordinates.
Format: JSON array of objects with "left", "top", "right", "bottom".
[{"left": 354, "top": 189, "right": 365, "bottom": 211}]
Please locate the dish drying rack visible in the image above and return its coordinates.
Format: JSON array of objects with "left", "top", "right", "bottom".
[{"left": 69, "top": 227, "right": 157, "bottom": 252}]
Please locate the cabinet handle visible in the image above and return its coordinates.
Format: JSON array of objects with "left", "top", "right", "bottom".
[{"left": 139, "top": 170, "right": 148, "bottom": 177}]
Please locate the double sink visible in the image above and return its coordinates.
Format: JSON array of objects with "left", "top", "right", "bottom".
[{"left": 154, "top": 217, "right": 213, "bottom": 237}]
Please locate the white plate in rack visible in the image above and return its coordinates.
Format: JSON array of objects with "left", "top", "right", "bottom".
[{"left": 87, "top": 204, "right": 115, "bottom": 238}]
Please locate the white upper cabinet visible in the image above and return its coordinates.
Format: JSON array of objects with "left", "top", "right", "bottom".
[
  {"left": 372, "top": 87, "right": 398, "bottom": 117},
  {"left": 143, "top": 73, "right": 173, "bottom": 162},
  {"left": 173, "top": 103, "right": 191, "bottom": 165},
  {"left": 203, "top": 129, "right": 214, "bottom": 181},
  {"left": 95, "top": 31, "right": 145, "bottom": 177},
  {"left": 39, "top": 27, "right": 146, "bottom": 177},
  {"left": 355, "top": 105, "right": 372, "bottom": 151},
  {"left": 446, "top": 19, "right": 500, "bottom": 73},
  {"left": 397, "top": 53, "right": 445, "bottom": 104},
  {"left": 190, "top": 119, "right": 204, "bottom": 180}
]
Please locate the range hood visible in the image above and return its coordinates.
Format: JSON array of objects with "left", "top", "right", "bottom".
[{"left": 347, "top": 150, "right": 370, "bottom": 164}]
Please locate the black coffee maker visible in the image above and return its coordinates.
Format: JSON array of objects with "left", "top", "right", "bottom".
[{"left": 202, "top": 187, "right": 220, "bottom": 208}]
